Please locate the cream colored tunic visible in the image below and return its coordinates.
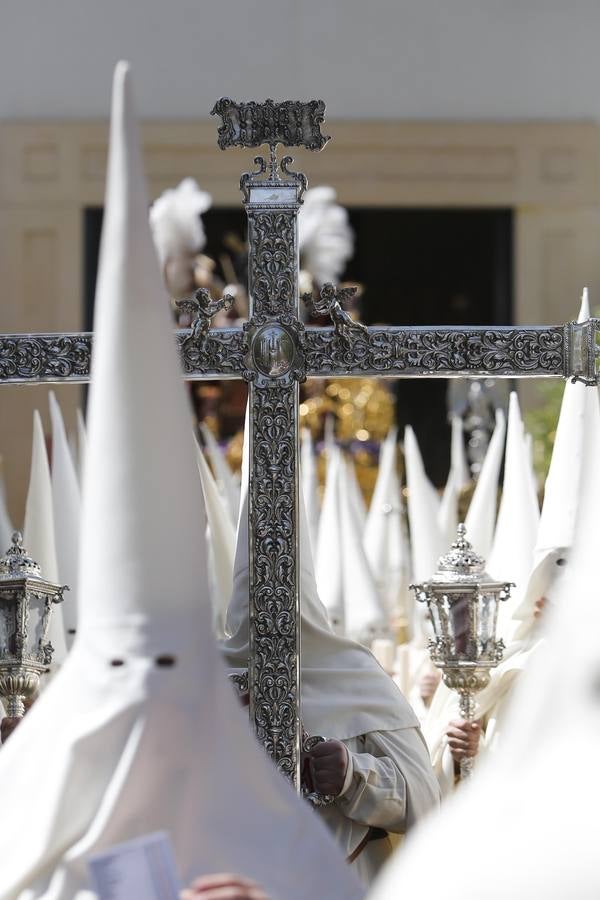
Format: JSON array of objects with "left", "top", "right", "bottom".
[{"left": 319, "top": 727, "right": 441, "bottom": 886}]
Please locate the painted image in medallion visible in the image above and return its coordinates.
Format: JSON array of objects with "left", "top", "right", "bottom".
[{"left": 253, "top": 324, "right": 295, "bottom": 377}]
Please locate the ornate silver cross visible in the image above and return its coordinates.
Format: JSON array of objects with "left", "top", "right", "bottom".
[{"left": 0, "top": 97, "right": 599, "bottom": 789}]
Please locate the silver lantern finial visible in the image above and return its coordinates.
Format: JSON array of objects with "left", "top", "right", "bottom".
[
  {"left": 0, "top": 532, "right": 68, "bottom": 719},
  {"left": 410, "top": 523, "right": 512, "bottom": 779}
]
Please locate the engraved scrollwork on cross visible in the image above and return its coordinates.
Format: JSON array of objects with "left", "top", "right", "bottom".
[
  {"left": 211, "top": 98, "right": 330, "bottom": 152},
  {"left": 0, "top": 335, "right": 92, "bottom": 383},
  {"left": 249, "top": 384, "right": 299, "bottom": 778},
  {"left": 248, "top": 212, "right": 296, "bottom": 317},
  {"left": 303, "top": 325, "right": 567, "bottom": 377},
  {"left": 176, "top": 329, "right": 246, "bottom": 378},
  {"left": 0, "top": 330, "right": 249, "bottom": 384}
]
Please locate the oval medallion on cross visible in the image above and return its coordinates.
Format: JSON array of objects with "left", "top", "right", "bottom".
[{"left": 252, "top": 323, "right": 295, "bottom": 377}]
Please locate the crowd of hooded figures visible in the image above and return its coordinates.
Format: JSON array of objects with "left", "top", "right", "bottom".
[{"left": 0, "top": 62, "right": 598, "bottom": 900}]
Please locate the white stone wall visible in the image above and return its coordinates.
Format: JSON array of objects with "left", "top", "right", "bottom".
[{"left": 2, "top": 0, "right": 600, "bottom": 120}]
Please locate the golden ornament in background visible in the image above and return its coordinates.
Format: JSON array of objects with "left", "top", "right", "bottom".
[
  {"left": 300, "top": 377, "right": 396, "bottom": 505},
  {"left": 300, "top": 377, "right": 395, "bottom": 444},
  {"left": 225, "top": 429, "right": 244, "bottom": 473}
]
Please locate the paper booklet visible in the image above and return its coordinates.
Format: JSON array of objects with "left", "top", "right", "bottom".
[{"left": 87, "top": 831, "right": 181, "bottom": 900}]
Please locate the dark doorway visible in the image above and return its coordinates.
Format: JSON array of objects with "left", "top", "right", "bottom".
[
  {"left": 83, "top": 206, "right": 512, "bottom": 484},
  {"left": 344, "top": 208, "right": 513, "bottom": 485}
]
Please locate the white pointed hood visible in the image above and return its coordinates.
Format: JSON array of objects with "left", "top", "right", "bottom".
[
  {"left": 487, "top": 392, "right": 539, "bottom": 632},
  {"left": 197, "top": 445, "right": 235, "bottom": 640},
  {"left": 464, "top": 409, "right": 506, "bottom": 559},
  {"left": 0, "top": 63, "right": 362, "bottom": 900},
  {"left": 23, "top": 410, "right": 68, "bottom": 665},
  {"left": 404, "top": 426, "right": 444, "bottom": 582},
  {"left": 339, "top": 454, "right": 387, "bottom": 641},
  {"left": 364, "top": 428, "right": 409, "bottom": 619},
  {"left": 324, "top": 413, "right": 336, "bottom": 455},
  {"left": 49, "top": 392, "right": 81, "bottom": 648},
  {"left": 301, "top": 427, "right": 320, "bottom": 555},
  {"left": 369, "top": 378, "right": 600, "bottom": 900},
  {"left": 524, "top": 430, "right": 538, "bottom": 504},
  {"left": 511, "top": 290, "right": 593, "bottom": 639},
  {"left": 315, "top": 444, "right": 344, "bottom": 624},
  {"left": 223, "top": 443, "right": 418, "bottom": 741},
  {"left": 535, "top": 290, "right": 590, "bottom": 558},
  {"left": 346, "top": 452, "right": 367, "bottom": 535},
  {"left": 0, "top": 457, "right": 13, "bottom": 554},
  {"left": 449, "top": 413, "right": 470, "bottom": 488},
  {"left": 404, "top": 426, "right": 445, "bottom": 643},
  {"left": 200, "top": 422, "right": 240, "bottom": 527},
  {"left": 75, "top": 408, "right": 88, "bottom": 485},
  {"left": 438, "top": 416, "right": 470, "bottom": 546},
  {"left": 315, "top": 446, "right": 385, "bottom": 639},
  {"left": 437, "top": 478, "right": 458, "bottom": 549}
]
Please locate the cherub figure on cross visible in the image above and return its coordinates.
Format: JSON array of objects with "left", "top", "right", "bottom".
[
  {"left": 303, "top": 282, "right": 368, "bottom": 348},
  {"left": 176, "top": 288, "right": 234, "bottom": 353}
]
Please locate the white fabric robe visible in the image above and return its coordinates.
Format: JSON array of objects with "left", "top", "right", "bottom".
[
  {"left": 0, "top": 63, "right": 364, "bottom": 900},
  {"left": 224, "top": 447, "right": 440, "bottom": 885},
  {"left": 322, "top": 728, "right": 440, "bottom": 885}
]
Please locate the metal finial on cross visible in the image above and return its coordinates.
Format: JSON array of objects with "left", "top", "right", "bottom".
[{"left": 0, "top": 99, "right": 600, "bottom": 792}]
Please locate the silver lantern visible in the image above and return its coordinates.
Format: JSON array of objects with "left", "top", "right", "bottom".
[
  {"left": 0, "top": 532, "right": 67, "bottom": 718},
  {"left": 410, "top": 523, "right": 512, "bottom": 779}
]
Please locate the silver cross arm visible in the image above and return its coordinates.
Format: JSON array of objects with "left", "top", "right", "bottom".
[{"left": 0, "top": 319, "right": 598, "bottom": 385}]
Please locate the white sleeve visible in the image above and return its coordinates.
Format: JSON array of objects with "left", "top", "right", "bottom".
[
  {"left": 338, "top": 750, "right": 354, "bottom": 797},
  {"left": 336, "top": 728, "right": 440, "bottom": 834}
]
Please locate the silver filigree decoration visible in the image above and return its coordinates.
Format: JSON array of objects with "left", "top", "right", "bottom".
[
  {"left": 211, "top": 98, "right": 330, "bottom": 151},
  {"left": 0, "top": 325, "right": 579, "bottom": 384},
  {"left": 0, "top": 335, "right": 92, "bottom": 383},
  {"left": 176, "top": 329, "right": 246, "bottom": 379},
  {"left": 248, "top": 211, "right": 296, "bottom": 317},
  {"left": 303, "top": 325, "right": 567, "bottom": 377},
  {"left": 0, "top": 330, "right": 248, "bottom": 384},
  {"left": 249, "top": 383, "right": 299, "bottom": 779}
]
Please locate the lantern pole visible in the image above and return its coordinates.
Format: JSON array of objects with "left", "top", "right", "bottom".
[{"left": 411, "top": 523, "right": 512, "bottom": 780}]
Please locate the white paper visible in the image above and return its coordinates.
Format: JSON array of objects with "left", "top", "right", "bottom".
[{"left": 87, "top": 831, "right": 180, "bottom": 900}]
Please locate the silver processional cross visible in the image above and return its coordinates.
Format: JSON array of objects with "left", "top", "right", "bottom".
[{"left": 1, "top": 98, "right": 599, "bottom": 789}]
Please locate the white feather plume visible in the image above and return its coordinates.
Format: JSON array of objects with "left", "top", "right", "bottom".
[
  {"left": 149, "top": 177, "right": 212, "bottom": 265},
  {"left": 298, "top": 186, "right": 354, "bottom": 285}
]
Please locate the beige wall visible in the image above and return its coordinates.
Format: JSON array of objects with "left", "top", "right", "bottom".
[{"left": 1, "top": 119, "right": 600, "bottom": 522}]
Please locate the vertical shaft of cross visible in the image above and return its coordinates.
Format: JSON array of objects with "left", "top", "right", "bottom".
[{"left": 244, "top": 180, "right": 303, "bottom": 787}]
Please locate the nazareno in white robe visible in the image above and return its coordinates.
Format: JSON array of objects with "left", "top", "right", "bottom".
[
  {"left": 0, "top": 62, "right": 364, "bottom": 900},
  {"left": 424, "top": 293, "right": 593, "bottom": 794},
  {"left": 222, "top": 459, "right": 440, "bottom": 885},
  {"left": 369, "top": 351, "right": 600, "bottom": 900}
]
